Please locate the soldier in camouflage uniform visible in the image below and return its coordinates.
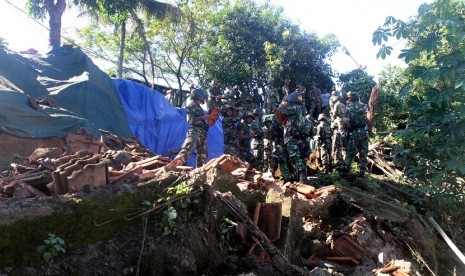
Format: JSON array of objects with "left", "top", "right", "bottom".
[
  {"left": 173, "top": 89, "right": 210, "bottom": 167},
  {"left": 296, "top": 83, "right": 307, "bottom": 114},
  {"left": 262, "top": 116, "right": 275, "bottom": 173},
  {"left": 252, "top": 87, "right": 263, "bottom": 110},
  {"left": 222, "top": 105, "right": 241, "bottom": 157},
  {"left": 241, "top": 85, "right": 254, "bottom": 111},
  {"left": 237, "top": 111, "right": 259, "bottom": 169},
  {"left": 343, "top": 92, "right": 369, "bottom": 177},
  {"left": 277, "top": 91, "right": 309, "bottom": 183},
  {"left": 330, "top": 91, "right": 348, "bottom": 169},
  {"left": 298, "top": 110, "right": 313, "bottom": 167},
  {"left": 251, "top": 108, "right": 265, "bottom": 170},
  {"left": 223, "top": 83, "right": 237, "bottom": 107},
  {"left": 308, "top": 83, "right": 321, "bottom": 118},
  {"left": 264, "top": 82, "right": 279, "bottom": 114},
  {"left": 270, "top": 115, "right": 292, "bottom": 181},
  {"left": 281, "top": 79, "right": 291, "bottom": 102},
  {"left": 316, "top": 114, "right": 332, "bottom": 174},
  {"left": 207, "top": 81, "right": 223, "bottom": 111}
]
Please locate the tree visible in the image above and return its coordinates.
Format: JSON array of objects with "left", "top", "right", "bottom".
[
  {"left": 149, "top": 0, "right": 217, "bottom": 92},
  {"left": 78, "top": 0, "right": 179, "bottom": 78},
  {"left": 337, "top": 68, "right": 376, "bottom": 103},
  {"left": 375, "top": 65, "right": 409, "bottom": 132},
  {"left": 198, "top": 0, "right": 336, "bottom": 89},
  {"left": 26, "top": 0, "right": 67, "bottom": 47},
  {"left": 373, "top": 0, "right": 465, "bottom": 222}
]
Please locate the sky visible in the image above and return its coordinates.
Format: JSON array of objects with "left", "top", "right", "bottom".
[{"left": 0, "top": 0, "right": 431, "bottom": 81}]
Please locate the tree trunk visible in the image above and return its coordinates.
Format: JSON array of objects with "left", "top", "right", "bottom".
[
  {"left": 117, "top": 21, "right": 127, "bottom": 79},
  {"left": 45, "top": 0, "right": 66, "bottom": 47}
]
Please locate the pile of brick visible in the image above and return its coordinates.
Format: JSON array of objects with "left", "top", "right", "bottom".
[{"left": 0, "top": 132, "right": 170, "bottom": 199}]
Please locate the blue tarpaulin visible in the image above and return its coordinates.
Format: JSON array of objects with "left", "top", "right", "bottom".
[{"left": 113, "top": 79, "right": 224, "bottom": 166}]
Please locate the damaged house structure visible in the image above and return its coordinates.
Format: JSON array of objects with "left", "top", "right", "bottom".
[{"left": 0, "top": 47, "right": 463, "bottom": 275}]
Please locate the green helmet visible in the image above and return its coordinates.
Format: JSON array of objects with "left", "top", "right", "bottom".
[
  {"left": 286, "top": 91, "right": 303, "bottom": 104},
  {"left": 347, "top": 91, "right": 359, "bottom": 101},
  {"left": 191, "top": 88, "right": 206, "bottom": 100},
  {"left": 318, "top": 113, "right": 327, "bottom": 121},
  {"left": 253, "top": 108, "right": 264, "bottom": 116}
]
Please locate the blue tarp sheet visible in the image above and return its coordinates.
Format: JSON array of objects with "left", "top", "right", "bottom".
[{"left": 113, "top": 79, "right": 224, "bottom": 166}]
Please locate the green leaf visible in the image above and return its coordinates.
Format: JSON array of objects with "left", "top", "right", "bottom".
[
  {"left": 459, "top": 165, "right": 465, "bottom": 174},
  {"left": 383, "top": 16, "right": 396, "bottom": 27},
  {"left": 43, "top": 252, "right": 53, "bottom": 262},
  {"left": 372, "top": 27, "right": 391, "bottom": 46}
]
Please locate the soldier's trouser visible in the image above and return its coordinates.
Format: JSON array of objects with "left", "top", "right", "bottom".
[
  {"left": 307, "top": 102, "right": 316, "bottom": 118},
  {"left": 263, "top": 149, "right": 274, "bottom": 172},
  {"left": 273, "top": 143, "right": 291, "bottom": 180},
  {"left": 176, "top": 131, "right": 207, "bottom": 167},
  {"left": 286, "top": 139, "right": 306, "bottom": 173},
  {"left": 319, "top": 145, "right": 330, "bottom": 169},
  {"left": 344, "top": 130, "right": 368, "bottom": 171},
  {"left": 252, "top": 144, "right": 264, "bottom": 170},
  {"left": 332, "top": 130, "right": 345, "bottom": 167}
]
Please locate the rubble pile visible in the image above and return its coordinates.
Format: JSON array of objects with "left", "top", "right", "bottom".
[{"left": 0, "top": 132, "right": 459, "bottom": 275}]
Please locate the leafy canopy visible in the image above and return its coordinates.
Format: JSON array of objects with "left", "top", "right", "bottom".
[{"left": 373, "top": 0, "right": 465, "bottom": 221}]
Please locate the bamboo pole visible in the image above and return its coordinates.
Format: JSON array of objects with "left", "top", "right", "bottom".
[{"left": 428, "top": 217, "right": 465, "bottom": 266}]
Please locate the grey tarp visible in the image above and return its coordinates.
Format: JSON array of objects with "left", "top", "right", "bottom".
[{"left": 0, "top": 47, "right": 132, "bottom": 138}]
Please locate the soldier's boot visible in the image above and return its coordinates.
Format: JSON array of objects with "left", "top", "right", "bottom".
[{"left": 299, "top": 171, "right": 309, "bottom": 184}]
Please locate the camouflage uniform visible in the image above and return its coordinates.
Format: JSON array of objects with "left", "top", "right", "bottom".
[
  {"left": 175, "top": 101, "right": 208, "bottom": 167},
  {"left": 296, "top": 84, "right": 307, "bottom": 114},
  {"left": 270, "top": 116, "right": 292, "bottom": 180},
  {"left": 330, "top": 99, "right": 348, "bottom": 168},
  {"left": 298, "top": 115, "right": 313, "bottom": 164},
  {"left": 262, "top": 117, "right": 275, "bottom": 173},
  {"left": 252, "top": 88, "right": 263, "bottom": 109},
  {"left": 278, "top": 101, "right": 308, "bottom": 182},
  {"left": 308, "top": 85, "right": 321, "bottom": 118},
  {"left": 237, "top": 113, "right": 259, "bottom": 168},
  {"left": 343, "top": 97, "right": 369, "bottom": 175},
  {"left": 251, "top": 114, "right": 264, "bottom": 170},
  {"left": 281, "top": 82, "right": 290, "bottom": 102},
  {"left": 316, "top": 116, "right": 332, "bottom": 173},
  {"left": 264, "top": 85, "right": 279, "bottom": 114},
  {"left": 223, "top": 85, "right": 238, "bottom": 107},
  {"left": 222, "top": 108, "right": 241, "bottom": 157},
  {"left": 207, "top": 84, "right": 223, "bottom": 110},
  {"left": 241, "top": 87, "right": 254, "bottom": 111}
]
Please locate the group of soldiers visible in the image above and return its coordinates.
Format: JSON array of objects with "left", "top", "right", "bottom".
[{"left": 171, "top": 80, "right": 369, "bottom": 182}]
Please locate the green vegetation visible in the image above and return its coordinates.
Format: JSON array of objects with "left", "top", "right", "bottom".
[
  {"left": 0, "top": 187, "right": 159, "bottom": 266},
  {"left": 36, "top": 233, "right": 66, "bottom": 263},
  {"left": 373, "top": 0, "right": 465, "bottom": 225}
]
